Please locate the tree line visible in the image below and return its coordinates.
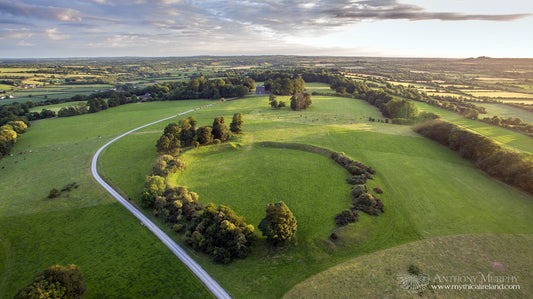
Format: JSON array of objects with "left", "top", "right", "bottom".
[{"left": 414, "top": 119, "right": 533, "bottom": 195}]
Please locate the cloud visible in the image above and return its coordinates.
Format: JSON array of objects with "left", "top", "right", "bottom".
[
  {"left": 0, "top": 1, "right": 83, "bottom": 22},
  {"left": 45, "top": 28, "right": 69, "bottom": 40},
  {"left": 324, "top": 1, "right": 532, "bottom": 22}
]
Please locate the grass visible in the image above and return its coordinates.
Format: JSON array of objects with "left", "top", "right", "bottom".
[
  {"left": 461, "top": 90, "right": 533, "bottom": 99},
  {"left": 304, "top": 82, "right": 332, "bottom": 92},
  {"left": 100, "top": 95, "right": 533, "bottom": 298},
  {"left": 0, "top": 100, "right": 218, "bottom": 298},
  {"left": 0, "top": 204, "right": 212, "bottom": 299},
  {"left": 414, "top": 101, "right": 533, "bottom": 153},
  {"left": 285, "top": 233, "right": 533, "bottom": 298},
  {"left": 29, "top": 101, "right": 87, "bottom": 113},
  {"left": 2, "top": 84, "right": 113, "bottom": 105},
  {"left": 475, "top": 103, "right": 533, "bottom": 123}
]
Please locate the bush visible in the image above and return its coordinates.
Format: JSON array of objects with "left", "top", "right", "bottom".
[
  {"left": 352, "top": 192, "right": 384, "bottom": 216},
  {"left": 335, "top": 209, "right": 358, "bottom": 226},
  {"left": 48, "top": 188, "right": 60, "bottom": 199},
  {"left": 15, "top": 264, "right": 86, "bottom": 299},
  {"left": 347, "top": 175, "right": 367, "bottom": 185},
  {"left": 258, "top": 201, "right": 297, "bottom": 244},
  {"left": 351, "top": 184, "right": 367, "bottom": 198},
  {"left": 373, "top": 187, "right": 383, "bottom": 194}
]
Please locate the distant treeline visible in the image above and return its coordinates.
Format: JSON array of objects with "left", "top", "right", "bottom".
[{"left": 414, "top": 119, "right": 533, "bottom": 195}]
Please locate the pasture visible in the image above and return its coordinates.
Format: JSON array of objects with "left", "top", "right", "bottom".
[
  {"left": 0, "top": 100, "right": 216, "bottom": 298},
  {"left": 413, "top": 101, "right": 533, "bottom": 153},
  {"left": 461, "top": 89, "right": 533, "bottom": 99},
  {"left": 100, "top": 96, "right": 533, "bottom": 298},
  {"left": 476, "top": 102, "right": 533, "bottom": 123},
  {"left": 285, "top": 233, "right": 533, "bottom": 298}
]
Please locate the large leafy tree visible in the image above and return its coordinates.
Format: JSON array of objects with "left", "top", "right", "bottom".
[
  {"left": 15, "top": 264, "right": 86, "bottom": 299},
  {"left": 258, "top": 201, "right": 297, "bottom": 244},
  {"left": 212, "top": 116, "right": 230, "bottom": 142},
  {"left": 229, "top": 113, "right": 244, "bottom": 134}
]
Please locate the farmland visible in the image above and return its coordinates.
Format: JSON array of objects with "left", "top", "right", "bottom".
[
  {"left": 100, "top": 95, "right": 533, "bottom": 298},
  {"left": 1, "top": 56, "right": 533, "bottom": 298}
]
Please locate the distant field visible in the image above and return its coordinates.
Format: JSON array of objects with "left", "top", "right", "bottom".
[
  {"left": 476, "top": 102, "right": 533, "bottom": 123},
  {"left": 461, "top": 89, "right": 533, "bottom": 99},
  {"left": 1, "top": 84, "right": 114, "bottom": 105},
  {"left": 29, "top": 101, "right": 87, "bottom": 113},
  {"left": 286, "top": 234, "right": 533, "bottom": 298},
  {"left": 305, "top": 82, "right": 332, "bottom": 92},
  {"left": 414, "top": 101, "right": 533, "bottom": 153}
]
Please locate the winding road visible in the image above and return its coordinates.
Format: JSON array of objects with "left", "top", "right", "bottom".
[{"left": 90, "top": 107, "right": 231, "bottom": 299}]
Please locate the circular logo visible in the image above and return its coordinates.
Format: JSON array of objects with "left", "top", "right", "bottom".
[{"left": 397, "top": 273, "right": 430, "bottom": 292}]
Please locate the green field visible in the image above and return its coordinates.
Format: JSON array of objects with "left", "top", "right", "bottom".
[
  {"left": 0, "top": 100, "right": 217, "bottom": 298},
  {"left": 1, "top": 84, "right": 113, "bottom": 105},
  {"left": 285, "top": 233, "right": 533, "bottom": 298},
  {"left": 2, "top": 89, "right": 532, "bottom": 298},
  {"left": 461, "top": 89, "right": 533, "bottom": 99},
  {"left": 414, "top": 101, "right": 533, "bottom": 153},
  {"left": 476, "top": 102, "right": 533, "bottom": 123},
  {"left": 28, "top": 101, "right": 87, "bottom": 113},
  {"left": 304, "top": 82, "right": 332, "bottom": 92},
  {"left": 99, "top": 96, "right": 533, "bottom": 298}
]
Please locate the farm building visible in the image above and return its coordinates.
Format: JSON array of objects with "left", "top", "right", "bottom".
[{"left": 255, "top": 85, "right": 269, "bottom": 94}]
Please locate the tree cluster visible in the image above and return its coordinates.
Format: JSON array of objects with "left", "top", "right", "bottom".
[
  {"left": 414, "top": 119, "right": 533, "bottom": 195},
  {"left": 258, "top": 201, "right": 297, "bottom": 245},
  {"left": 0, "top": 120, "right": 28, "bottom": 157},
  {"left": 15, "top": 264, "right": 86, "bottom": 299},
  {"left": 481, "top": 115, "right": 533, "bottom": 137},
  {"left": 268, "top": 95, "right": 286, "bottom": 109},
  {"left": 152, "top": 155, "right": 186, "bottom": 177},
  {"left": 141, "top": 175, "right": 255, "bottom": 263},
  {"left": 290, "top": 93, "right": 312, "bottom": 111},
  {"left": 187, "top": 203, "right": 255, "bottom": 263},
  {"left": 157, "top": 114, "right": 243, "bottom": 155}
]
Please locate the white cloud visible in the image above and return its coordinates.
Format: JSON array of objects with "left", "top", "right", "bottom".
[{"left": 45, "top": 28, "right": 69, "bottom": 40}]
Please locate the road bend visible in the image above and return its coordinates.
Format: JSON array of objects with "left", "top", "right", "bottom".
[{"left": 91, "top": 107, "right": 232, "bottom": 299}]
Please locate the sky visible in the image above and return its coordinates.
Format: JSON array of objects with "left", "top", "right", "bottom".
[{"left": 1, "top": 0, "right": 532, "bottom": 58}]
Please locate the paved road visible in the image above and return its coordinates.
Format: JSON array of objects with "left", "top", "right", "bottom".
[{"left": 91, "top": 108, "right": 232, "bottom": 299}]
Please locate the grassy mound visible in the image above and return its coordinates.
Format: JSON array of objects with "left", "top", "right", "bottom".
[{"left": 285, "top": 234, "right": 533, "bottom": 298}]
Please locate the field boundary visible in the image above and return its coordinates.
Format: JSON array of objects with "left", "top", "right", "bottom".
[{"left": 91, "top": 105, "right": 231, "bottom": 299}]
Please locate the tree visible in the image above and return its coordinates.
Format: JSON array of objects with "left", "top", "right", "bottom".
[
  {"left": 141, "top": 175, "right": 166, "bottom": 208},
  {"left": 197, "top": 126, "right": 213, "bottom": 145},
  {"left": 212, "top": 116, "right": 230, "bottom": 142},
  {"left": 179, "top": 118, "right": 196, "bottom": 147},
  {"left": 15, "top": 264, "right": 86, "bottom": 299},
  {"left": 157, "top": 123, "right": 181, "bottom": 155},
  {"left": 236, "top": 85, "right": 249, "bottom": 98},
  {"left": 290, "top": 92, "right": 312, "bottom": 111},
  {"left": 7, "top": 121, "right": 27, "bottom": 134},
  {"left": 258, "top": 201, "right": 297, "bottom": 244},
  {"left": 87, "top": 98, "right": 108, "bottom": 113},
  {"left": 229, "top": 113, "right": 244, "bottom": 134}
]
